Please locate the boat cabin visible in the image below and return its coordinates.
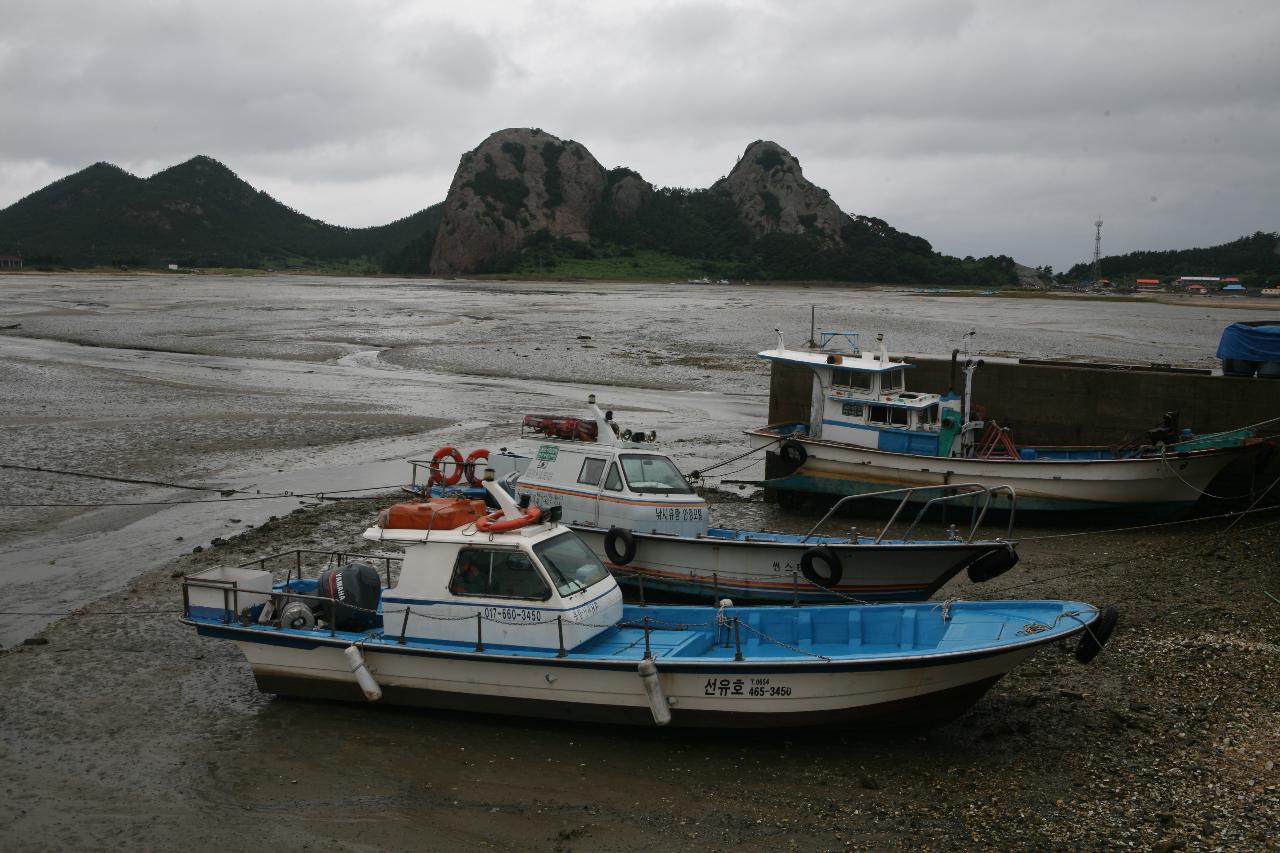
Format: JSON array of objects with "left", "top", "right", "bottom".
[
  {"left": 364, "top": 492, "right": 624, "bottom": 652},
  {"left": 759, "top": 331, "right": 960, "bottom": 456},
  {"left": 487, "top": 399, "right": 710, "bottom": 538}
]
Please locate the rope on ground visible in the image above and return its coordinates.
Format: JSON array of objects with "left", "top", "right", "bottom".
[
  {"left": 967, "top": 506, "right": 1280, "bottom": 601},
  {"left": 0, "top": 463, "right": 230, "bottom": 492},
  {"left": 0, "top": 608, "right": 181, "bottom": 616},
  {"left": 1016, "top": 500, "right": 1280, "bottom": 541},
  {"left": 1222, "top": 468, "right": 1280, "bottom": 533},
  {"left": 0, "top": 484, "right": 411, "bottom": 508}
]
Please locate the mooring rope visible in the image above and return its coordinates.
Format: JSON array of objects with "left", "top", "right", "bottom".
[{"left": 688, "top": 436, "right": 782, "bottom": 481}]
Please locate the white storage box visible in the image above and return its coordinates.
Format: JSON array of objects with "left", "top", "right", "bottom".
[{"left": 185, "top": 566, "right": 272, "bottom": 621}]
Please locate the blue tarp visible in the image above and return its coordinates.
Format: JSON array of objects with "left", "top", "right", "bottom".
[{"left": 1216, "top": 322, "right": 1280, "bottom": 361}]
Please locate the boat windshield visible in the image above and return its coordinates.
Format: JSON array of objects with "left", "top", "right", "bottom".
[
  {"left": 533, "top": 533, "right": 611, "bottom": 596},
  {"left": 619, "top": 454, "right": 694, "bottom": 494}
]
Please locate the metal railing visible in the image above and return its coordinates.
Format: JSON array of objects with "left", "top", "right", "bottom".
[
  {"left": 236, "top": 548, "right": 403, "bottom": 588},
  {"left": 801, "top": 483, "right": 1017, "bottom": 544}
]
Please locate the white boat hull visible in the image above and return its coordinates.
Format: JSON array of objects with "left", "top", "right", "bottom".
[
  {"left": 569, "top": 525, "right": 1008, "bottom": 603},
  {"left": 226, "top": 631, "right": 1037, "bottom": 728},
  {"left": 749, "top": 429, "right": 1249, "bottom": 514}
]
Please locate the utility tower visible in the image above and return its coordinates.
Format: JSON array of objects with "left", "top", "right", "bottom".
[{"left": 1091, "top": 217, "right": 1103, "bottom": 283}]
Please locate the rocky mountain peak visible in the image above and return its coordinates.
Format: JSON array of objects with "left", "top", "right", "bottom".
[
  {"left": 712, "top": 140, "right": 848, "bottom": 245},
  {"left": 429, "top": 128, "right": 608, "bottom": 275}
]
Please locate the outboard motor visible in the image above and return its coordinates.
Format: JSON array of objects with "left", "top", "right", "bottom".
[
  {"left": 314, "top": 562, "right": 382, "bottom": 631},
  {"left": 1146, "top": 412, "right": 1180, "bottom": 447}
]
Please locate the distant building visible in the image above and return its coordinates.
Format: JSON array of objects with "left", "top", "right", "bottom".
[
  {"left": 1221, "top": 283, "right": 1246, "bottom": 295},
  {"left": 1186, "top": 283, "right": 1209, "bottom": 294},
  {"left": 0, "top": 254, "right": 22, "bottom": 269},
  {"left": 1175, "top": 276, "right": 1220, "bottom": 287},
  {"left": 1261, "top": 288, "right": 1280, "bottom": 297},
  {"left": 1135, "top": 278, "right": 1162, "bottom": 292}
]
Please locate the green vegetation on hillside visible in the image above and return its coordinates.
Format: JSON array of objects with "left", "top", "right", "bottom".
[
  {"left": 1063, "top": 231, "right": 1280, "bottom": 284},
  {"left": 0, "top": 156, "right": 442, "bottom": 272},
  {"left": 511, "top": 245, "right": 733, "bottom": 280},
  {"left": 578, "top": 182, "right": 1017, "bottom": 286}
]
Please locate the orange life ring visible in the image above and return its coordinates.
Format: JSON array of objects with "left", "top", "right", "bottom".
[
  {"left": 475, "top": 505, "right": 542, "bottom": 533},
  {"left": 464, "top": 448, "right": 490, "bottom": 487},
  {"left": 430, "top": 446, "right": 465, "bottom": 486}
]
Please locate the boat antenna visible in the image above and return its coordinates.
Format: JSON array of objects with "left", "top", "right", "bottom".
[
  {"left": 806, "top": 305, "right": 816, "bottom": 348},
  {"left": 961, "top": 328, "right": 978, "bottom": 453},
  {"left": 775, "top": 328, "right": 784, "bottom": 351}
]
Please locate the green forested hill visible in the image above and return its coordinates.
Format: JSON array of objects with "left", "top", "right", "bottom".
[
  {"left": 0, "top": 156, "right": 442, "bottom": 270},
  {"left": 573, "top": 181, "right": 1017, "bottom": 285},
  {"left": 1063, "top": 232, "right": 1280, "bottom": 284}
]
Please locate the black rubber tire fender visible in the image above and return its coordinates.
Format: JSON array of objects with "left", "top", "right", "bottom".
[
  {"left": 800, "top": 545, "right": 843, "bottom": 588},
  {"left": 1075, "top": 605, "right": 1120, "bottom": 663},
  {"left": 780, "top": 440, "right": 808, "bottom": 468},
  {"left": 603, "top": 527, "right": 638, "bottom": 565},
  {"left": 966, "top": 544, "right": 1020, "bottom": 583}
]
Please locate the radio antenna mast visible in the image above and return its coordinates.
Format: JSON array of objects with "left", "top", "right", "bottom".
[{"left": 1091, "top": 217, "right": 1104, "bottom": 284}]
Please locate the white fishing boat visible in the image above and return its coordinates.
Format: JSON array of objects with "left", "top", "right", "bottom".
[
  {"left": 181, "top": 480, "right": 1117, "bottom": 729},
  {"left": 746, "top": 330, "right": 1261, "bottom": 517},
  {"left": 412, "top": 398, "right": 1020, "bottom": 603}
]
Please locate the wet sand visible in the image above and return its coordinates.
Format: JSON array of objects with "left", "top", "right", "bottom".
[
  {"left": 2, "top": 274, "right": 1278, "bottom": 850},
  {"left": 2, "top": 497, "right": 1277, "bottom": 851}
]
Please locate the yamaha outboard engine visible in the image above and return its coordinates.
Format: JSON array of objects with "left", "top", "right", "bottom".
[{"left": 314, "top": 562, "right": 382, "bottom": 631}]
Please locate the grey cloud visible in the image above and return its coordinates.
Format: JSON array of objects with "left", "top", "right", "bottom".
[{"left": 0, "top": 0, "right": 1277, "bottom": 268}]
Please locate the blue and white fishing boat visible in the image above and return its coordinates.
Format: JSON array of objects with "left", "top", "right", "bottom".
[
  {"left": 413, "top": 398, "right": 1021, "bottom": 603},
  {"left": 746, "top": 330, "right": 1260, "bottom": 516},
  {"left": 181, "top": 479, "right": 1117, "bottom": 729}
]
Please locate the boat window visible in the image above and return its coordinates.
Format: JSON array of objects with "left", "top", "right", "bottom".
[
  {"left": 603, "top": 463, "right": 623, "bottom": 492},
  {"left": 919, "top": 404, "right": 939, "bottom": 426},
  {"left": 890, "top": 407, "right": 910, "bottom": 427},
  {"left": 449, "top": 548, "right": 551, "bottom": 600},
  {"left": 867, "top": 405, "right": 891, "bottom": 424},
  {"left": 881, "top": 370, "right": 905, "bottom": 392},
  {"left": 577, "top": 457, "right": 607, "bottom": 486},
  {"left": 619, "top": 454, "right": 694, "bottom": 494},
  {"left": 534, "top": 533, "right": 611, "bottom": 596},
  {"left": 840, "top": 402, "right": 864, "bottom": 418},
  {"left": 831, "top": 368, "right": 872, "bottom": 392}
]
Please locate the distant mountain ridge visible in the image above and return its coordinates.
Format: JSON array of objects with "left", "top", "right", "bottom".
[
  {"left": 0, "top": 133, "right": 1018, "bottom": 284},
  {"left": 0, "top": 155, "right": 442, "bottom": 271}
]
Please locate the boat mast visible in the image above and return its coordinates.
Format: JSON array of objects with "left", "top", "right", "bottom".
[{"left": 960, "top": 328, "right": 978, "bottom": 457}]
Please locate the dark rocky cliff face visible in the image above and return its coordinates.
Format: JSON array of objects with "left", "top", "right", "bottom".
[
  {"left": 711, "top": 140, "right": 848, "bottom": 246},
  {"left": 429, "top": 128, "right": 607, "bottom": 275}
]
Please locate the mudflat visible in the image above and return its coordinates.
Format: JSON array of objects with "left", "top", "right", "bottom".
[
  {"left": 2, "top": 274, "right": 1277, "bottom": 850},
  {"left": 2, "top": 495, "right": 1278, "bottom": 851}
]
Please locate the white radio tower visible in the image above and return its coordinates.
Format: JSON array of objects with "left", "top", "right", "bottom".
[{"left": 1091, "top": 217, "right": 1103, "bottom": 284}]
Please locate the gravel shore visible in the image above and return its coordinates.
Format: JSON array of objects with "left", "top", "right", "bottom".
[{"left": 2, "top": 494, "right": 1277, "bottom": 852}]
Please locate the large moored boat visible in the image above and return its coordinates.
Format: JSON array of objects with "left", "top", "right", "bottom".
[{"left": 746, "top": 329, "right": 1259, "bottom": 516}]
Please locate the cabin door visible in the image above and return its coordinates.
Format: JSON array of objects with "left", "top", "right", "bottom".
[{"left": 573, "top": 456, "right": 608, "bottom": 527}]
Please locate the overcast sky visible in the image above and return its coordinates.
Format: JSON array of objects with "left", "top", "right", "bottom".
[{"left": 2, "top": 0, "right": 1277, "bottom": 271}]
